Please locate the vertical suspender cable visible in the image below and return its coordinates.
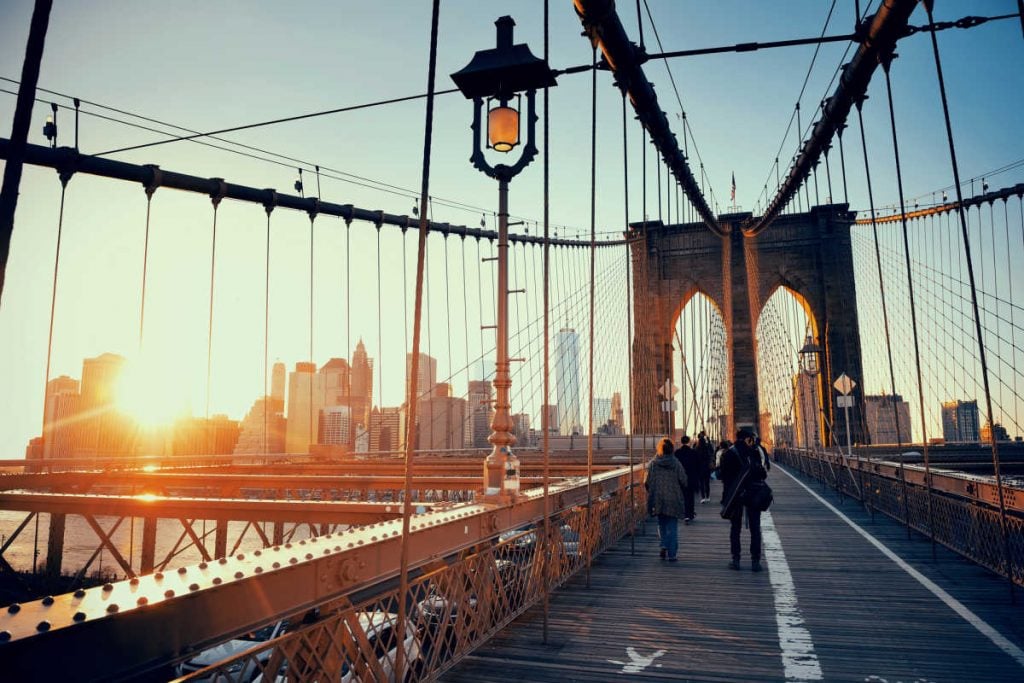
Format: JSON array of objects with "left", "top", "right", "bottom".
[
  {"left": 139, "top": 187, "right": 155, "bottom": 351},
  {"left": 925, "top": 2, "right": 1014, "bottom": 600},
  {"left": 621, "top": 90, "right": 636, "bottom": 556},
  {"left": 882, "top": 62, "right": 936, "bottom": 557},
  {"left": 262, "top": 201, "right": 273, "bottom": 455},
  {"left": 41, "top": 173, "right": 70, "bottom": 449},
  {"left": 345, "top": 219, "right": 352, "bottom": 439},
  {"left": 541, "top": 0, "right": 552, "bottom": 642},
  {"left": 855, "top": 102, "right": 910, "bottom": 534},
  {"left": 397, "top": 3, "right": 440, "bottom": 678},
  {"left": 586, "top": 43, "right": 597, "bottom": 590},
  {"left": 308, "top": 213, "right": 315, "bottom": 446},
  {"left": 205, "top": 185, "right": 224, "bottom": 454},
  {"left": 376, "top": 225, "right": 383, "bottom": 416}
]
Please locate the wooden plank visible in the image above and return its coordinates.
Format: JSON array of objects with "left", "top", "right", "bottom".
[{"left": 442, "top": 464, "right": 1024, "bottom": 682}]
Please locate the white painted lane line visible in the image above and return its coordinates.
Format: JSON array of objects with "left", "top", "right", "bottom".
[
  {"left": 778, "top": 464, "right": 1024, "bottom": 669},
  {"left": 763, "top": 511, "right": 824, "bottom": 681}
]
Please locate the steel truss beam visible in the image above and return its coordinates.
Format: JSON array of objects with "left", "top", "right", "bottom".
[
  {"left": 0, "top": 492, "right": 414, "bottom": 525},
  {"left": 747, "top": 0, "right": 920, "bottom": 235},
  {"left": 853, "top": 183, "right": 1024, "bottom": 224},
  {"left": 573, "top": 0, "right": 723, "bottom": 235},
  {"left": 0, "top": 465, "right": 642, "bottom": 681},
  {"left": 0, "top": 139, "right": 627, "bottom": 248}
]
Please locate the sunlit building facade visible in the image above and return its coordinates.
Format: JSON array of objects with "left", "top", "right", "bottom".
[{"left": 556, "top": 328, "right": 581, "bottom": 436}]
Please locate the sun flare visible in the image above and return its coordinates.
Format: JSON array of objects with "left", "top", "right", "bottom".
[{"left": 114, "top": 356, "right": 191, "bottom": 428}]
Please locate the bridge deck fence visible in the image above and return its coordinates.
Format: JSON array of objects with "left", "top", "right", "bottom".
[
  {"left": 775, "top": 447, "right": 1024, "bottom": 587},
  {"left": 174, "top": 486, "right": 646, "bottom": 682}
]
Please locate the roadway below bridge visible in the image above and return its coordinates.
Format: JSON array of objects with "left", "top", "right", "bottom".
[{"left": 443, "top": 462, "right": 1024, "bottom": 682}]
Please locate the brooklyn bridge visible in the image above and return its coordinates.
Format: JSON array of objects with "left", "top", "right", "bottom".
[{"left": 0, "top": 1, "right": 1022, "bottom": 680}]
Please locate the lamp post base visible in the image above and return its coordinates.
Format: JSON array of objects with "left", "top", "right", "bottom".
[{"left": 481, "top": 446, "right": 520, "bottom": 504}]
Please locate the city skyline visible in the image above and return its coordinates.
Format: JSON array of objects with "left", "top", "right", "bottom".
[{"left": 2, "top": 2, "right": 1021, "bottom": 457}]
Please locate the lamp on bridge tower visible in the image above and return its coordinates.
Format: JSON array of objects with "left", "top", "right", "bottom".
[
  {"left": 452, "top": 15, "right": 556, "bottom": 503},
  {"left": 799, "top": 336, "right": 823, "bottom": 449},
  {"left": 799, "top": 336, "right": 822, "bottom": 377}
]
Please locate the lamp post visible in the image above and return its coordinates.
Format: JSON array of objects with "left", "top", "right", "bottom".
[
  {"left": 711, "top": 390, "right": 722, "bottom": 442},
  {"left": 452, "top": 16, "right": 556, "bottom": 503},
  {"left": 799, "top": 335, "right": 822, "bottom": 450}
]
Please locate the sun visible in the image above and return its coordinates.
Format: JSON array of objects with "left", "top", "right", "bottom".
[{"left": 114, "top": 355, "right": 191, "bottom": 428}]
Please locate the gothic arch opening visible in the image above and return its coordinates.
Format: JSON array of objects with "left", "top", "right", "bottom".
[
  {"left": 755, "top": 285, "right": 822, "bottom": 448},
  {"left": 671, "top": 291, "right": 729, "bottom": 443}
]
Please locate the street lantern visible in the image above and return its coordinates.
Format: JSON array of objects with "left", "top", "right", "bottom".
[
  {"left": 452, "top": 16, "right": 556, "bottom": 503},
  {"left": 799, "top": 335, "right": 822, "bottom": 377},
  {"left": 487, "top": 95, "right": 520, "bottom": 152}
]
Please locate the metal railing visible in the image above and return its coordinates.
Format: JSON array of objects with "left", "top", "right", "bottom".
[
  {"left": 1, "top": 464, "right": 646, "bottom": 681},
  {"left": 174, "top": 491, "right": 644, "bottom": 682},
  {"left": 775, "top": 447, "right": 1023, "bottom": 587}
]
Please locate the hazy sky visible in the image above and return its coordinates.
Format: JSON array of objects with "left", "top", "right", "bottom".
[{"left": 1, "top": 1, "right": 1022, "bottom": 455}]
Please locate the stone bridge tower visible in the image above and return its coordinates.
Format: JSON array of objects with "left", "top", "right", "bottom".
[{"left": 630, "top": 204, "right": 866, "bottom": 446}]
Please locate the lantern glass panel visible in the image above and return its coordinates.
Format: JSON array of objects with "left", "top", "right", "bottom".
[{"left": 488, "top": 105, "right": 519, "bottom": 152}]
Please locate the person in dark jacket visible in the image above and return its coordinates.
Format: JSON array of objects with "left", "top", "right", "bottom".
[
  {"left": 696, "top": 431, "right": 715, "bottom": 503},
  {"left": 645, "top": 437, "right": 688, "bottom": 561},
  {"left": 719, "top": 428, "right": 769, "bottom": 572},
  {"left": 674, "top": 435, "right": 702, "bottom": 523}
]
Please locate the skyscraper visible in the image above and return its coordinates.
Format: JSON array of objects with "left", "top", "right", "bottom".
[
  {"left": 592, "top": 397, "right": 612, "bottom": 433},
  {"left": 319, "top": 406, "right": 353, "bottom": 446},
  {"left": 610, "top": 392, "right": 625, "bottom": 432},
  {"left": 319, "top": 358, "right": 351, "bottom": 407},
  {"left": 864, "top": 394, "right": 911, "bottom": 445},
  {"left": 286, "top": 362, "right": 323, "bottom": 454},
  {"left": 540, "top": 404, "right": 559, "bottom": 434},
  {"left": 555, "top": 328, "right": 581, "bottom": 436},
  {"left": 466, "top": 380, "right": 493, "bottom": 448},
  {"left": 351, "top": 339, "right": 374, "bottom": 429},
  {"left": 271, "top": 361, "right": 286, "bottom": 404},
  {"left": 406, "top": 352, "right": 437, "bottom": 404},
  {"left": 369, "top": 406, "right": 403, "bottom": 453},
  {"left": 42, "top": 375, "right": 80, "bottom": 459},
  {"left": 942, "top": 399, "right": 980, "bottom": 443},
  {"left": 79, "top": 353, "right": 130, "bottom": 456},
  {"left": 234, "top": 397, "right": 286, "bottom": 454},
  {"left": 512, "top": 413, "right": 531, "bottom": 446},
  {"left": 416, "top": 383, "right": 466, "bottom": 451}
]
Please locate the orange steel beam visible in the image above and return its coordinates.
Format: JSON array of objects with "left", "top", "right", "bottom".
[
  {"left": 0, "top": 492, "right": 418, "bottom": 525},
  {"left": 853, "top": 183, "right": 1024, "bottom": 224},
  {"left": 847, "top": 456, "right": 1024, "bottom": 514},
  {"left": 0, "top": 464, "right": 642, "bottom": 681},
  {"left": 0, "top": 472, "right": 557, "bottom": 493}
]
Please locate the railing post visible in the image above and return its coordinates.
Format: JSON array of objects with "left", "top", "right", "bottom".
[
  {"left": 140, "top": 516, "right": 157, "bottom": 574},
  {"left": 44, "top": 512, "right": 65, "bottom": 576},
  {"left": 214, "top": 520, "right": 228, "bottom": 558}
]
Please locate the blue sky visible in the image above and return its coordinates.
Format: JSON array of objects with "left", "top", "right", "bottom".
[{"left": 1, "top": 1, "right": 1022, "bottom": 454}]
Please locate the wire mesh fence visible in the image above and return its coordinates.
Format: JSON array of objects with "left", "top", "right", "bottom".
[
  {"left": 174, "top": 486, "right": 646, "bottom": 682},
  {"left": 775, "top": 447, "right": 1024, "bottom": 588}
]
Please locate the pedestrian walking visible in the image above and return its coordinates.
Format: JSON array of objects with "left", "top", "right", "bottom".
[
  {"left": 645, "top": 437, "right": 688, "bottom": 562},
  {"left": 719, "top": 428, "right": 770, "bottom": 572},
  {"left": 696, "top": 431, "right": 714, "bottom": 503},
  {"left": 673, "top": 435, "right": 702, "bottom": 523}
]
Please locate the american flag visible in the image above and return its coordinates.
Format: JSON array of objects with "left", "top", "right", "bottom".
[{"left": 731, "top": 172, "right": 736, "bottom": 203}]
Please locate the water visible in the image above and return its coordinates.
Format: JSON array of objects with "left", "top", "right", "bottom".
[{"left": 0, "top": 509, "right": 315, "bottom": 576}]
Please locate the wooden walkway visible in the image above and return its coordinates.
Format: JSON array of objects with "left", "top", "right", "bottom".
[{"left": 442, "top": 463, "right": 1024, "bottom": 682}]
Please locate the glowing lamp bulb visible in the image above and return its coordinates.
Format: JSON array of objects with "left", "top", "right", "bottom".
[{"left": 488, "top": 105, "right": 519, "bottom": 153}]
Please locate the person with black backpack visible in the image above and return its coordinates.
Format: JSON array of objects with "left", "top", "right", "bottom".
[
  {"left": 696, "top": 431, "right": 715, "bottom": 503},
  {"left": 719, "top": 428, "right": 771, "bottom": 572}
]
